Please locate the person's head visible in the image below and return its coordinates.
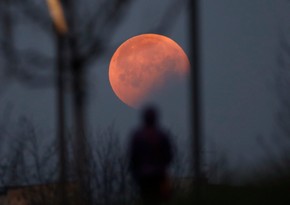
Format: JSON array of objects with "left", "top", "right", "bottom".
[{"left": 142, "top": 105, "right": 159, "bottom": 127}]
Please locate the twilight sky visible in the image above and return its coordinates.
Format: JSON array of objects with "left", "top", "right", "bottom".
[{"left": 1, "top": 0, "right": 290, "bottom": 179}]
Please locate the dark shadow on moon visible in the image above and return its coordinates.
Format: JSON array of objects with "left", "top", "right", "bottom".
[{"left": 138, "top": 76, "right": 189, "bottom": 109}]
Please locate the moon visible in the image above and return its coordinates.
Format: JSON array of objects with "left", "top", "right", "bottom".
[{"left": 109, "top": 33, "right": 190, "bottom": 108}]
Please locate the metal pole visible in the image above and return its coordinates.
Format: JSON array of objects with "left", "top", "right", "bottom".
[
  {"left": 46, "top": 1, "right": 69, "bottom": 204},
  {"left": 62, "top": 0, "right": 90, "bottom": 203},
  {"left": 56, "top": 32, "right": 69, "bottom": 205},
  {"left": 189, "top": 0, "right": 203, "bottom": 204}
]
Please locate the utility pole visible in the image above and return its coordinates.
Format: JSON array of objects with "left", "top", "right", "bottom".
[
  {"left": 56, "top": 32, "right": 68, "bottom": 205},
  {"left": 48, "top": 1, "right": 90, "bottom": 204},
  {"left": 189, "top": 0, "right": 203, "bottom": 204},
  {"left": 61, "top": 0, "right": 91, "bottom": 204},
  {"left": 46, "top": 1, "right": 69, "bottom": 204}
]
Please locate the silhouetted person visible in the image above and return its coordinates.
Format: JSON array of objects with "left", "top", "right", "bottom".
[{"left": 128, "top": 105, "right": 173, "bottom": 204}]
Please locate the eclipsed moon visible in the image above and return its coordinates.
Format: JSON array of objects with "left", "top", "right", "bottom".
[{"left": 109, "top": 33, "right": 190, "bottom": 108}]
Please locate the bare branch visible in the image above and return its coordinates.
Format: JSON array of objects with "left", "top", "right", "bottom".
[{"left": 15, "top": 0, "right": 52, "bottom": 32}]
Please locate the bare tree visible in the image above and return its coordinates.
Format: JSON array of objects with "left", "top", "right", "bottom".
[
  {"left": 0, "top": 118, "right": 137, "bottom": 204},
  {"left": 0, "top": 117, "right": 61, "bottom": 205},
  {"left": 84, "top": 124, "right": 135, "bottom": 205}
]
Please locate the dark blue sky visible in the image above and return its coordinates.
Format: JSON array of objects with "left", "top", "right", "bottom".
[{"left": 1, "top": 0, "right": 290, "bottom": 181}]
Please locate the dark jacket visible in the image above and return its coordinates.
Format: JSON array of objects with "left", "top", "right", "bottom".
[{"left": 129, "top": 126, "right": 173, "bottom": 180}]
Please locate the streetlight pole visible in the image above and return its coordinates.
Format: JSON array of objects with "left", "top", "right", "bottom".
[
  {"left": 189, "top": 0, "right": 203, "bottom": 204},
  {"left": 46, "top": 1, "right": 68, "bottom": 204},
  {"left": 47, "top": 1, "right": 90, "bottom": 204},
  {"left": 60, "top": 1, "right": 91, "bottom": 204}
]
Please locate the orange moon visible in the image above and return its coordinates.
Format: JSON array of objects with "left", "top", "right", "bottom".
[{"left": 109, "top": 33, "right": 190, "bottom": 108}]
